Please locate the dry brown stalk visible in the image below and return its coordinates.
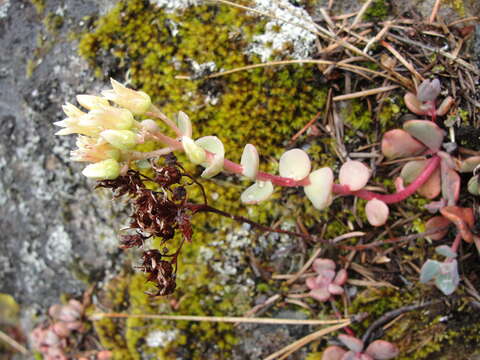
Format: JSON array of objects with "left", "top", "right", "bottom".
[{"left": 333, "top": 85, "right": 399, "bottom": 101}]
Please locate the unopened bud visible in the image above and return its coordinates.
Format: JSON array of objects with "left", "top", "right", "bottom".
[
  {"left": 100, "top": 130, "right": 138, "bottom": 150},
  {"left": 102, "top": 79, "right": 151, "bottom": 115},
  {"left": 82, "top": 159, "right": 120, "bottom": 180}
]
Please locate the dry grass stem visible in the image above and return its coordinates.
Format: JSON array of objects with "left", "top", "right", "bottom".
[
  {"left": 0, "top": 329, "right": 29, "bottom": 355},
  {"left": 333, "top": 85, "right": 399, "bottom": 101}
]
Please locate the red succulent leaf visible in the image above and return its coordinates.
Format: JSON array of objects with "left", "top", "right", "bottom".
[
  {"left": 365, "top": 340, "right": 400, "bottom": 360},
  {"left": 404, "top": 92, "right": 429, "bottom": 115},
  {"left": 310, "top": 287, "right": 331, "bottom": 302},
  {"left": 338, "top": 334, "right": 364, "bottom": 352},
  {"left": 381, "top": 129, "right": 426, "bottom": 159},
  {"left": 400, "top": 160, "right": 441, "bottom": 199},
  {"left": 313, "top": 258, "right": 336, "bottom": 273},
  {"left": 322, "top": 346, "right": 348, "bottom": 360},
  {"left": 425, "top": 216, "right": 450, "bottom": 240},
  {"left": 440, "top": 160, "right": 460, "bottom": 206},
  {"left": 403, "top": 120, "right": 445, "bottom": 151},
  {"left": 334, "top": 269, "right": 348, "bottom": 285},
  {"left": 440, "top": 206, "right": 475, "bottom": 243}
]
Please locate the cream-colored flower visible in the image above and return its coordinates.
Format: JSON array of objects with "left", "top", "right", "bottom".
[
  {"left": 100, "top": 129, "right": 138, "bottom": 150},
  {"left": 78, "top": 106, "right": 134, "bottom": 131},
  {"left": 76, "top": 95, "right": 110, "bottom": 110},
  {"left": 82, "top": 158, "right": 121, "bottom": 180},
  {"left": 102, "top": 79, "right": 151, "bottom": 115},
  {"left": 70, "top": 136, "right": 120, "bottom": 163}
]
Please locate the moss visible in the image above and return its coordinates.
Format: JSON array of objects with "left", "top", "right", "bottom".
[
  {"left": 78, "top": 0, "right": 329, "bottom": 227},
  {"left": 363, "top": 0, "right": 390, "bottom": 21},
  {"left": 30, "top": 0, "right": 45, "bottom": 14},
  {"left": 43, "top": 13, "right": 64, "bottom": 33}
]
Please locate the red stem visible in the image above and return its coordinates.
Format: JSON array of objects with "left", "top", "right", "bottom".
[{"left": 332, "top": 156, "right": 440, "bottom": 204}]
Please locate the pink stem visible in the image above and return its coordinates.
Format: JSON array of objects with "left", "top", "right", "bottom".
[
  {"left": 332, "top": 156, "right": 441, "bottom": 204},
  {"left": 450, "top": 233, "right": 462, "bottom": 253},
  {"left": 139, "top": 130, "right": 441, "bottom": 205}
]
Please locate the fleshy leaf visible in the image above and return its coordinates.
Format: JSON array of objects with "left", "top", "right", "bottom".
[
  {"left": 403, "top": 120, "right": 445, "bottom": 151},
  {"left": 339, "top": 160, "right": 371, "bottom": 191},
  {"left": 279, "top": 148, "right": 311, "bottom": 180},
  {"left": 310, "top": 287, "right": 330, "bottom": 302},
  {"left": 400, "top": 160, "right": 441, "bottom": 199},
  {"left": 304, "top": 167, "right": 334, "bottom": 210},
  {"left": 381, "top": 129, "right": 426, "bottom": 159},
  {"left": 241, "top": 144, "right": 259, "bottom": 180},
  {"left": 425, "top": 216, "right": 450, "bottom": 240},
  {"left": 322, "top": 346, "right": 347, "bottom": 360},
  {"left": 338, "top": 334, "right": 364, "bottom": 353},
  {"left": 440, "top": 159, "right": 460, "bottom": 206},
  {"left": 365, "top": 198, "right": 389, "bottom": 227},
  {"left": 435, "top": 260, "right": 459, "bottom": 295},
  {"left": 365, "top": 340, "right": 400, "bottom": 360},
  {"left": 440, "top": 206, "right": 475, "bottom": 243},
  {"left": 417, "top": 78, "right": 441, "bottom": 102},
  {"left": 328, "top": 283, "right": 344, "bottom": 295},
  {"left": 436, "top": 96, "right": 454, "bottom": 116},
  {"left": 458, "top": 156, "right": 480, "bottom": 173},
  {"left": 420, "top": 259, "right": 440, "bottom": 283},
  {"left": 240, "top": 181, "right": 274, "bottom": 204},
  {"left": 468, "top": 176, "right": 480, "bottom": 195},
  {"left": 176, "top": 111, "right": 192, "bottom": 138},
  {"left": 404, "top": 92, "right": 428, "bottom": 115},
  {"left": 201, "top": 154, "right": 224, "bottom": 179},
  {"left": 313, "top": 258, "right": 336, "bottom": 273},
  {"left": 334, "top": 269, "right": 348, "bottom": 285},
  {"left": 435, "top": 245, "right": 457, "bottom": 258},
  {"left": 182, "top": 136, "right": 206, "bottom": 165},
  {"left": 195, "top": 136, "right": 225, "bottom": 177}
]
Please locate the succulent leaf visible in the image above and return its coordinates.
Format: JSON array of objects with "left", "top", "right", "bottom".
[
  {"left": 403, "top": 120, "right": 445, "bottom": 151},
  {"left": 278, "top": 148, "right": 311, "bottom": 180},
  {"left": 339, "top": 160, "right": 371, "bottom": 191},
  {"left": 365, "top": 340, "right": 400, "bottom": 360},
  {"left": 381, "top": 129, "right": 426, "bottom": 159},
  {"left": 241, "top": 144, "right": 259, "bottom": 180},
  {"left": 365, "top": 198, "right": 389, "bottom": 227},
  {"left": 240, "top": 181, "right": 274, "bottom": 204},
  {"left": 304, "top": 167, "right": 334, "bottom": 210}
]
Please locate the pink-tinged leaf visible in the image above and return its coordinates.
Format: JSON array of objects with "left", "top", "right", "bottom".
[
  {"left": 322, "top": 346, "right": 347, "bottom": 360},
  {"left": 425, "top": 216, "right": 450, "bottom": 240},
  {"left": 365, "top": 340, "right": 400, "bottom": 360},
  {"left": 240, "top": 181, "right": 274, "bottom": 204},
  {"left": 360, "top": 354, "right": 374, "bottom": 360},
  {"left": 304, "top": 168, "right": 334, "bottom": 210},
  {"left": 404, "top": 92, "right": 428, "bottom": 115},
  {"left": 417, "top": 78, "right": 441, "bottom": 102},
  {"left": 338, "top": 334, "right": 364, "bottom": 353},
  {"left": 66, "top": 320, "right": 84, "bottom": 331},
  {"left": 403, "top": 120, "right": 445, "bottom": 151},
  {"left": 381, "top": 129, "right": 426, "bottom": 159},
  {"left": 52, "top": 322, "right": 71, "bottom": 338},
  {"left": 341, "top": 351, "right": 358, "bottom": 360},
  {"left": 436, "top": 96, "right": 454, "bottom": 116},
  {"left": 440, "top": 206, "right": 475, "bottom": 243},
  {"left": 440, "top": 160, "right": 460, "bottom": 206},
  {"left": 339, "top": 161, "right": 371, "bottom": 191},
  {"left": 317, "top": 269, "right": 336, "bottom": 283},
  {"left": 328, "top": 283, "right": 344, "bottom": 295},
  {"left": 97, "top": 351, "right": 113, "bottom": 360},
  {"left": 306, "top": 277, "right": 318, "bottom": 290},
  {"left": 49, "top": 304, "right": 62, "bottom": 319},
  {"left": 310, "top": 287, "right": 331, "bottom": 302},
  {"left": 313, "top": 258, "right": 336, "bottom": 273},
  {"left": 458, "top": 156, "right": 480, "bottom": 173},
  {"left": 241, "top": 144, "right": 259, "bottom": 179},
  {"left": 68, "top": 299, "right": 83, "bottom": 313},
  {"left": 279, "top": 148, "right": 311, "bottom": 180},
  {"left": 334, "top": 269, "right": 348, "bottom": 285},
  {"left": 400, "top": 160, "right": 441, "bottom": 199},
  {"left": 365, "top": 199, "right": 389, "bottom": 227}
]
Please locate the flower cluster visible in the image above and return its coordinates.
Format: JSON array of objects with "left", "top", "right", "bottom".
[{"left": 55, "top": 79, "right": 152, "bottom": 180}]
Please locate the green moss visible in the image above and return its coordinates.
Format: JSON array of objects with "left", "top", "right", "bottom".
[
  {"left": 43, "top": 13, "right": 64, "bottom": 33},
  {"left": 78, "top": 0, "right": 329, "bottom": 227},
  {"left": 363, "top": 0, "right": 390, "bottom": 21},
  {"left": 30, "top": 0, "right": 45, "bottom": 14}
]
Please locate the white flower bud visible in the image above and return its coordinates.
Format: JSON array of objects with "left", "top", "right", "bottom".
[
  {"left": 100, "top": 129, "right": 138, "bottom": 150},
  {"left": 102, "top": 79, "right": 151, "bottom": 115},
  {"left": 82, "top": 159, "right": 121, "bottom": 180}
]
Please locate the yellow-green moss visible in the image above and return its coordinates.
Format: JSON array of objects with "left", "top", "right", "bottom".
[
  {"left": 30, "top": 0, "right": 45, "bottom": 14},
  {"left": 363, "top": 0, "right": 390, "bottom": 20}
]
